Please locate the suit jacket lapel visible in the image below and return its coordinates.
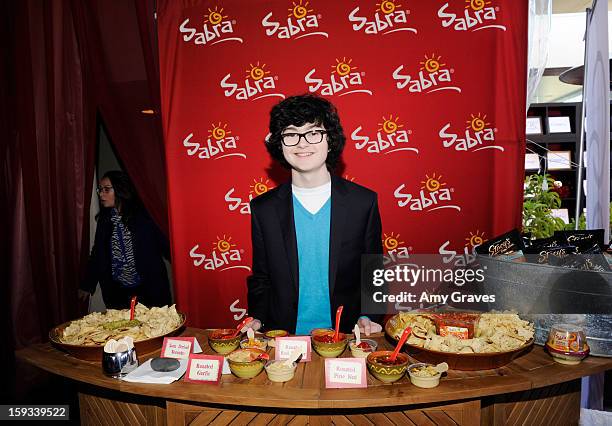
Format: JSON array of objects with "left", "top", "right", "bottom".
[
  {"left": 276, "top": 183, "right": 299, "bottom": 293},
  {"left": 329, "top": 175, "right": 347, "bottom": 298}
]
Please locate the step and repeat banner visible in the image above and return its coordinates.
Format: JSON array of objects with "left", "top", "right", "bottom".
[{"left": 157, "top": 0, "right": 527, "bottom": 328}]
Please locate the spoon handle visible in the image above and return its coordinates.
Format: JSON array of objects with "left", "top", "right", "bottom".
[
  {"left": 334, "top": 306, "right": 344, "bottom": 342},
  {"left": 233, "top": 316, "right": 254, "bottom": 337},
  {"left": 390, "top": 326, "right": 412, "bottom": 361}
]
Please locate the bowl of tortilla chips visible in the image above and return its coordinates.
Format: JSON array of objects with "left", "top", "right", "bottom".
[
  {"left": 49, "top": 304, "right": 186, "bottom": 361},
  {"left": 385, "top": 311, "right": 534, "bottom": 370}
]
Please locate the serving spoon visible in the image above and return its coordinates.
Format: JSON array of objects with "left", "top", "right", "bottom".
[
  {"left": 354, "top": 324, "right": 361, "bottom": 346},
  {"left": 231, "top": 316, "right": 254, "bottom": 338},
  {"left": 333, "top": 306, "right": 344, "bottom": 342},
  {"left": 387, "top": 326, "right": 412, "bottom": 362},
  {"left": 283, "top": 348, "right": 303, "bottom": 367}
]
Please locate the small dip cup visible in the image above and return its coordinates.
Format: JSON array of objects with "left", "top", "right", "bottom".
[
  {"left": 407, "top": 363, "right": 442, "bottom": 388},
  {"left": 311, "top": 329, "right": 347, "bottom": 358},
  {"left": 208, "top": 329, "right": 241, "bottom": 355},
  {"left": 546, "top": 324, "right": 590, "bottom": 365},
  {"left": 240, "top": 337, "right": 268, "bottom": 351},
  {"left": 366, "top": 350, "right": 409, "bottom": 383},
  {"left": 545, "top": 342, "right": 590, "bottom": 365},
  {"left": 348, "top": 339, "right": 377, "bottom": 358},
  {"left": 264, "top": 360, "right": 297, "bottom": 383},
  {"left": 264, "top": 330, "right": 289, "bottom": 338},
  {"left": 227, "top": 348, "right": 267, "bottom": 379},
  {"left": 264, "top": 330, "right": 289, "bottom": 347}
]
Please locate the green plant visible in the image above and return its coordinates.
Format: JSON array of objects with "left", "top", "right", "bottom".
[
  {"left": 565, "top": 201, "right": 612, "bottom": 232},
  {"left": 522, "top": 174, "right": 567, "bottom": 239}
]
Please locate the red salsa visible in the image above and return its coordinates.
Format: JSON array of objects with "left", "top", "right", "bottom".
[
  {"left": 357, "top": 342, "right": 372, "bottom": 350},
  {"left": 211, "top": 330, "right": 235, "bottom": 339},
  {"left": 434, "top": 313, "right": 479, "bottom": 340},
  {"left": 313, "top": 332, "right": 345, "bottom": 343},
  {"left": 374, "top": 355, "right": 405, "bottom": 366}
]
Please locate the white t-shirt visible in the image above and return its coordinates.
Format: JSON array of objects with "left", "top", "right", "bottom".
[{"left": 292, "top": 181, "right": 331, "bottom": 214}]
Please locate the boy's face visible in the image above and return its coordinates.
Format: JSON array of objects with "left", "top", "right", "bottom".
[{"left": 281, "top": 122, "right": 329, "bottom": 174}]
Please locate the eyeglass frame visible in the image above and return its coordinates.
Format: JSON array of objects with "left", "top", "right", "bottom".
[
  {"left": 96, "top": 186, "right": 114, "bottom": 195},
  {"left": 280, "top": 130, "right": 327, "bottom": 147}
]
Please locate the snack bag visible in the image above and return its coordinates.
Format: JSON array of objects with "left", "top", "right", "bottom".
[
  {"left": 476, "top": 229, "right": 526, "bottom": 261},
  {"left": 554, "top": 230, "right": 605, "bottom": 252}
]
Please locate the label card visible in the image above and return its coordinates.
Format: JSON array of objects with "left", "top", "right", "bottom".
[
  {"left": 524, "top": 153, "right": 540, "bottom": 170},
  {"left": 548, "top": 116, "right": 572, "bottom": 133},
  {"left": 161, "top": 337, "right": 194, "bottom": 359},
  {"left": 324, "top": 358, "right": 367, "bottom": 388},
  {"left": 526, "top": 117, "right": 543, "bottom": 134},
  {"left": 184, "top": 354, "right": 223, "bottom": 384},
  {"left": 274, "top": 336, "right": 311, "bottom": 362}
]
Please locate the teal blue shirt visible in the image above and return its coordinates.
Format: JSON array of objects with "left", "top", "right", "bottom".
[{"left": 293, "top": 195, "right": 332, "bottom": 335}]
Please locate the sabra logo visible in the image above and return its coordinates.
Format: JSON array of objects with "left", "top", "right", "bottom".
[
  {"left": 262, "top": 0, "right": 328, "bottom": 40},
  {"left": 225, "top": 178, "right": 274, "bottom": 215},
  {"left": 179, "top": 6, "right": 243, "bottom": 46},
  {"left": 351, "top": 115, "right": 418, "bottom": 155},
  {"left": 348, "top": 0, "right": 417, "bottom": 35},
  {"left": 438, "top": 0, "right": 506, "bottom": 32},
  {"left": 305, "top": 57, "right": 372, "bottom": 97},
  {"left": 439, "top": 230, "right": 486, "bottom": 267},
  {"left": 183, "top": 122, "right": 246, "bottom": 160},
  {"left": 229, "top": 299, "right": 247, "bottom": 320},
  {"left": 439, "top": 113, "right": 503, "bottom": 152},
  {"left": 382, "top": 232, "right": 412, "bottom": 265},
  {"left": 393, "top": 54, "right": 461, "bottom": 94},
  {"left": 221, "top": 62, "right": 285, "bottom": 101},
  {"left": 394, "top": 173, "right": 461, "bottom": 212},
  {"left": 189, "top": 236, "right": 251, "bottom": 272}
]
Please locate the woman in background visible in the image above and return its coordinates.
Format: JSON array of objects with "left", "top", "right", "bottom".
[{"left": 79, "top": 171, "right": 172, "bottom": 309}]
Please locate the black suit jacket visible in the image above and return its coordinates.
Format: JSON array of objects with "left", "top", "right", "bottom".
[{"left": 247, "top": 175, "right": 382, "bottom": 333}]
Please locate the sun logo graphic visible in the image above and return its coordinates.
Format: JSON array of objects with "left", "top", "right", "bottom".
[
  {"left": 221, "top": 62, "right": 285, "bottom": 101},
  {"left": 262, "top": 0, "right": 328, "bottom": 40},
  {"left": 190, "top": 235, "right": 251, "bottom": 272},
  {"left": 348, "top": 0, "right": 417, "bottom": 35},
  {"left": 225, "top": 178, "right": 274, "bottom": 215},
  {"left": 179, "top": 6, "right": 243, "bottom": 46},
  {"left": 439, "top": 230, "right": 486, "bottom": 267},
  {"left": 183, "top": 122, "right": 246, "bottom": 160},
  {"left": 305, "top": 57, "right": 372, "bottom": 97},
  {"left": 394, "top": 173, "right": 460, "bottom": 212},
  {"left": 351, "top": 114, "right": 417, "bottom": 155},
  {"left": 382, "top": 232, "right": 413, "bottom": 265},
  {"left": 438, "top": 0, "right": 506, "bottom": 32},
  {"left": 393, "top": 54, "right": 461, "bottom": 94},
  {"left": 439, "top": 112, "right": 502, "bottom": 152}
]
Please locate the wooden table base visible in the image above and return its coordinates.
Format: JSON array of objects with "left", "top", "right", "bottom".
[{"left": 78, "top": 380, "right": 581, "bottom": 426}]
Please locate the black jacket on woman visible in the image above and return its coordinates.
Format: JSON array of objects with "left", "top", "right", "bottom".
[{"left": 81, "top": 209, "right": 172, "bottom": 309}]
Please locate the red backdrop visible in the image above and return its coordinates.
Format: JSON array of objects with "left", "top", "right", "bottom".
[{"left": 157, "top": 0, "right": 527, "bottom": 328}]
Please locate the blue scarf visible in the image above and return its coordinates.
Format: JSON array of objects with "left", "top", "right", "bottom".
[{"left": 110, "top": 209, "right": 141, "bottom": 288}]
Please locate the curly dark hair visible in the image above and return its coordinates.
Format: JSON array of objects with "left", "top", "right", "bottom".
[
  {"left": 266, "top": 94, "right": 345, "bottom": 170},
  {"left": 101, "top": 170, "right": 143, "bottom": 224}
]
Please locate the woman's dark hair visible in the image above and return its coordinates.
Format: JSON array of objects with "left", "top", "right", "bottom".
[
  {"left": 266, "top": 94, "right": 345, "bottom": 170},
  {"left": 101, "top": 171, "right": 143, "bottom": 223}
]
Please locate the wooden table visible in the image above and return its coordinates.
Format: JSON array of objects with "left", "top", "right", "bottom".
[{"left": 17, "top": 327, "right": 612, "bottom": 425}]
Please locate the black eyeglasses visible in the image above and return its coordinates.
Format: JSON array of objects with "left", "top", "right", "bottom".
[
  {"left": 281, "top": 130, "right": 327, "bottom": 147},
  {"left": 96, "top": 186, "right": 114, "bottom": 194}
]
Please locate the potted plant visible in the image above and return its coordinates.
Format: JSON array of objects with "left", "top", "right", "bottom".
[{"left": 522, "top": 174, "right": 567, "bottom": 239}]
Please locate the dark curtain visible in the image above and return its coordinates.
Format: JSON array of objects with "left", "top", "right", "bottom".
[
  {"left": 1, "top": 0, "right": 96, "bottom": 355},
  {"left": 2, "top": 0, "right": 167, "bottom": 400},
  {"left": 72, "top": 0, "right": 168, "bottom": 234}
]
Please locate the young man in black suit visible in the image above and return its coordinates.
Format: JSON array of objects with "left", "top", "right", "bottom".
[{"left": 245, "top": 94, "right": 383, "bottom": 335}]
